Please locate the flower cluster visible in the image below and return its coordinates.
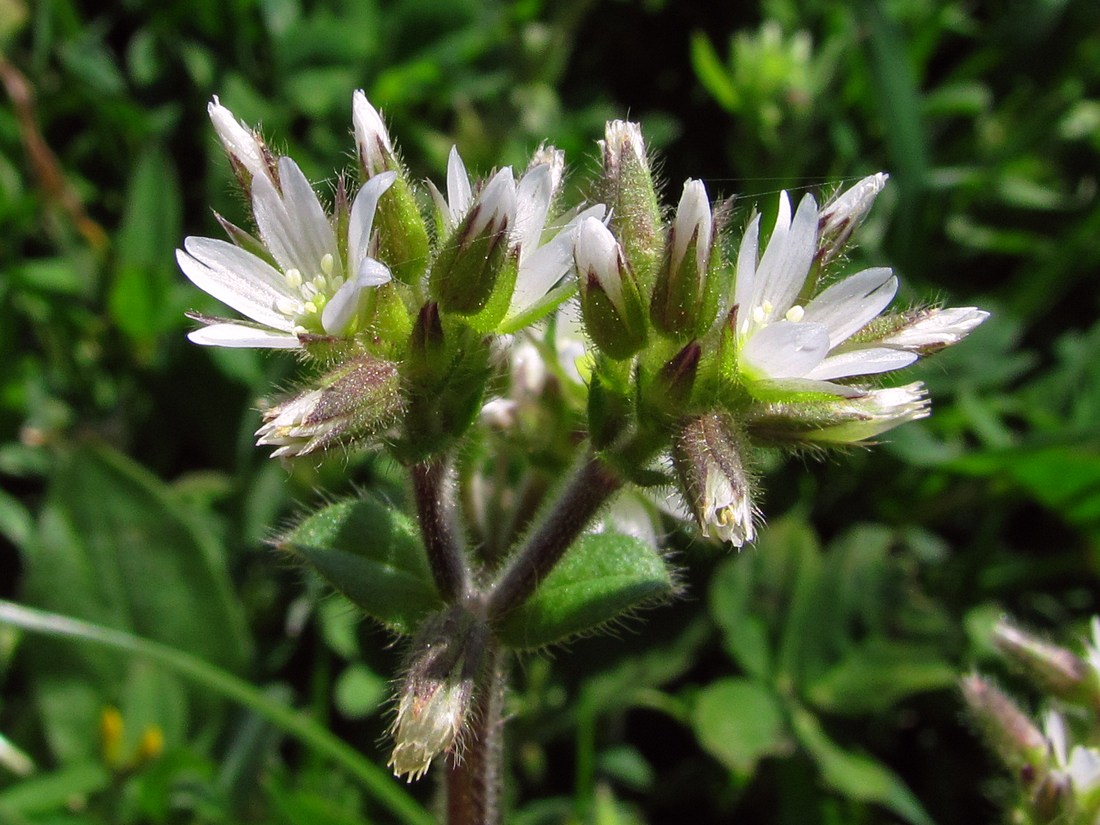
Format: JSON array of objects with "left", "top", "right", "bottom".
[
  {"left": 180, "top": 96, "right": 986, "bottom": 550},
  {"left": 963, "top": 617, "right": 1100, "bottom": 824}
]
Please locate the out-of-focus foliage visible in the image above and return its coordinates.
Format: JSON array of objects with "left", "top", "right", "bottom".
[{"left": 1, "top": 0, "right": 1098, "bottom": 823}]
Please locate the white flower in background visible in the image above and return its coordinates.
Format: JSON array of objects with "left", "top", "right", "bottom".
[
  {"left": 179, "top": 100, "right": 397, "bottom": 348},
  {"left": 430, "top": 146, "right": 604, "bottom": 325},
  {"left": 1044, "top": 711, "right": 1100, "bottom": 801},
  {"left": 732, "top": 178, "right": 986, "bottom": 388}
]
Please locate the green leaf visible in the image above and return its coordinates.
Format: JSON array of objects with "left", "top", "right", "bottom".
[
  {"left": 496, "top": 531, "right": 675, "bottom": 650},
  {"left": 334, "top": 664, "right": 388, "bottom": 720},
  {"left": 708, "top": 517, "right": 821, "bottom": 681},
  {"left": 804, "top": 640, "right": 957, "bottom": 715},
  {"left": 22, "top": 444, "right": 250, "bottom": 762},
  {"left": 690, "top": 31, "right": 738, "bottom": 111},
  {"left": 111, "top": 146, "right": 184, "bottom": 342},
  {"left": 0, "top": 761, "right": 110, "bottom": 816},
  {"left": 690, "top": 678, "right": 787, "bottom": 776},
  {"left": 281, "top": 497, "right": 444, "bottom": 635},
  {"left": 792, "top": 706, "right": 934, "bottom": 825}
]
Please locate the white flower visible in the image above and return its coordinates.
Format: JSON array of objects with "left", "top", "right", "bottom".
[
  {"left": 179, "top": 101, "right": 397, "bottom": 348},
  {"left": 733, "top": 191, "right": 913, "bottom": 386},
  {"left": 701, "top": 462, "right": 755, "bottom": 545},
  {"left": 1044, "top": 711, "right": 1100, "bottom": 799},
  {"left": 430, "top": 146, "right": 604, "bottom": 326},
  {"left": 731, "top": 185, "right": 985, "bottom": 390}
]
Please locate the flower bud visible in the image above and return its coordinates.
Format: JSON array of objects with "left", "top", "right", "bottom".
[
  {"left": 745, "top": 383, "right": 930, "bottom": 446},
  {"left": 430, "top": 168, "right": 517, "bottom": 316},
  {"left": 353, "top": 91, "right": 431, "bottom": 284},
  {"left": 961, "top": 674, "right": 1049, "bottom": 776},
  {"left": 599, "top": 121, "right": 663, "bottom": 287},
  {"left": 818, "top": 173, "right": 888, "bottom": 263},
  {"left": 672, "top": 413, "right": 755, "bottom": 547},
  {"left": 652, "top": 179, "right": 722, "bottom": 339},
  {"left": 993, "top": 619, "right": 1094, "bottom": 704},
  {"left": 256, "top": 357, "right": 402, "bottom": 458},
  {"left": 390, "top": 608, "right": 489, "bottom": 782},
  {"left": 574, "top": 217, "right": 647, "bottom": 359},
  {"left": 207, "top": 97, "right": 277, "bottom": 193},
  {"left": 872, "top": 307, "right": 990, "bottom": 354}
]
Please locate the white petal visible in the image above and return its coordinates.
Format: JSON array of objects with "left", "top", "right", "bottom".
[
  {"left": 805, "top": 347, "right": 918, "bottom": 380},
  {"left": 178, "top": 239, "right": 295, "bottom": 330},
  {"left": 574, "top": 217, "right": 625, "bottom": 312},
  {"left": 753, "top": 192, "right": 818, "bottom": 317},
  {"left": 672, "top": 179, "right": 712, "bottom": 275},
  {"left": 741, "top": 320, "right": 830, "bottom": 379},
  {"left": 321, "top": 259, "right": 392, "bottom": 335},
  {"left": 513, "top": 163, "right": 554, "bottom": 259},
  {"left": 509, "top": 205, "right": 604, "bottom": 317},
  {"left": 188, "top": 323, "right": 299, "bottom": 348},
  {"left": 446, "top": 146, "right": 472, "bottom": 229},
  {"left": 251, "top": 160, "right": 338, "bottom": 277},
  {"left": 801, "top": 268, "right": 897, "bottom": 346},
  {"left": 348, "top": 171, "right": 397, "bottom": 278},
  {"left": 470, "top": 167, "right": 516, "bottom": 236},
  {"left": 732, "top": 213, "right": 761, "bottom": 328}
]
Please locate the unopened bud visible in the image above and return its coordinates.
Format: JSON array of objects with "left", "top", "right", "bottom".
[
  {"left": 640, "top": 342, "right": 701, "bottom": 426},
  {"left": 652, "top": 179, "right": 722, "bottom": 339},
  {"left": 672, "top": 413, "right": 755, "bottom": 547},
  {"left": 390, "top": 608, "right": 489, "bottom": 782},
  {"left": 873, "top": 307, "right": 990, "bottom": 354},
  {"left": 993, "top": 619, "right": 1094, "bottom": 704},
  {"left": 575, "top": 217, "right": 647, "bottom": 359},
  {"left": 818, "top": 173, "right": 887, "bottom": 263},
  {"left": 256, "top": 357, "right": 402, "bottom": 458},
  {"left": 430, "top": 168, "right": 517, "bottom": 315},
  {"left": 353, "top": 91, "right": 431, "bottom": 283},
  {"left": 746, "top": 382, "right": 930, "bottom": 446},
  {"left": 961, "top": 674, "right": 1048, "bottom": 776},
  {"left": 599, "top": 120, "right": 663, "bottom": 287},
  {"left": 207, "top": 97, "right": 277, "bottom": 193}
]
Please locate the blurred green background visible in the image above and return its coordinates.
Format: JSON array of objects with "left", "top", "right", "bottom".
[{"left": 2, "top": 0, "right": 1099, "bottom": 822}]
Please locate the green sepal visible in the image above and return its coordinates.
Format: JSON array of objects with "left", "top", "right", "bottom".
[
  {"left": 496, "top": 531, "right": 675, "bottom": 650},
  {"left": 463, "top": 247, "right": 519, "bottom": 334},
  {"left": 587, "top": 357, "right": 634, "bottom": 450},
  {"left": 580, "top": 274, "right": 647, "bottom": 360},
  {"left": 429, "top": 210, "right": 510, "bottom": 316},
  {"left": 396, "top": 319, "right": 493, "bottom": 461},
  {"left": 375, "top": 177, "right": 431, "bottom": 285},
  {"left": 280, "top": 497, "right": 445, "bottom": 635}
]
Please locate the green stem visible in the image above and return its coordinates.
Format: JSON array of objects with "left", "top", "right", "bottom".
[
  {"left": 485, "top": 452, "right": 623, "bottom": 620},
  {"left": 445, "top": 643, "right": 505, "bottom": 825},
  {"left": 410, "top": 456, "right": 470, "bottom": 603},
  {"left": 0, "top": 600, "right": 434, "bottom": 825}
]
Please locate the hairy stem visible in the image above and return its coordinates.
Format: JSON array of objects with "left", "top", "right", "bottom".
[
  {"left": 410, "top": 457, "right": 469, "bottom": 603},
  {"left": 445, "top": 644, "right": 505, "bottom": 825},
  {"left": 485, "top": 452, "right": 623, "bottom": 620}
]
